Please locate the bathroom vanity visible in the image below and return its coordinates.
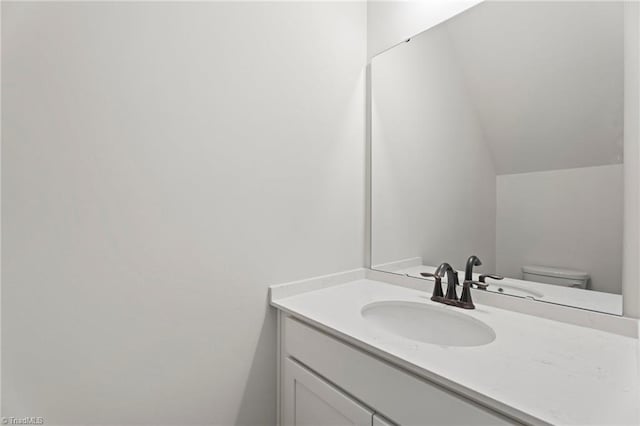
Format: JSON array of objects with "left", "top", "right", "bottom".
[
  {"left": 270, "top": 270, "right": 640, "bottom": 426},
  {"left": 270, "top": 2, "right": 640, "bottom": 425}
]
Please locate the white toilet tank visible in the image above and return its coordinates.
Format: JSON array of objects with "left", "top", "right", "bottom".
[{"left": 522, "top": 265, "right": 590, "bottom": 289}]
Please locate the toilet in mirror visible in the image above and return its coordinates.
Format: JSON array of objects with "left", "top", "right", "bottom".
[{"left": 370, "top": 1, "right": 634, "bottom": 315}]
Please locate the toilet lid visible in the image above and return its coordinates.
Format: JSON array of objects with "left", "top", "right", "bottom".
[{"left": 522, "top": 265, "right": 590, "bottom": 280}]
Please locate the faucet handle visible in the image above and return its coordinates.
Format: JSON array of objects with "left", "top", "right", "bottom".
[
  {"left": 420, "top": 272, "right": 444, "bottom": 302},
  {"left": 479, "top": 274, "right": 503, "bottom": 284},
  {"left": 468, "top": 280, "right": 489, "bottom": 290}
]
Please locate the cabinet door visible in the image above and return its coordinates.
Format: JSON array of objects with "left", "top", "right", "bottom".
[{"left": 283, "top": 358, "right": 373, "bottom": 426}]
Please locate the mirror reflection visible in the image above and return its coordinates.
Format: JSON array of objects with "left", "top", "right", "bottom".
[{"left": 371, "top": 1, "right": 626, "bottom": 315}]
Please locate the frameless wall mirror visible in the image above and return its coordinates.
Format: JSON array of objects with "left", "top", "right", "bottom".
[{"left": 371, "top": 1, "right": 632, "bottom": 315}]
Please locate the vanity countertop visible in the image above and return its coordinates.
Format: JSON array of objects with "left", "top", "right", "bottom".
[{"left": 271, "top": 278, "right": 640, "bottom": 426}]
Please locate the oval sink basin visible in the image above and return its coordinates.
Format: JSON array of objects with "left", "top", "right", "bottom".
[
  {"left": 489, "top": 283, "right": 543, "bottom": 298},
  {"left": 361, "top": 301, "right": 495, "bottom": 347}
]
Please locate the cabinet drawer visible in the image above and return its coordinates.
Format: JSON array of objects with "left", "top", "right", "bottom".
[{"left": 284, "top": 317, "right": 521, "bottom": 426}]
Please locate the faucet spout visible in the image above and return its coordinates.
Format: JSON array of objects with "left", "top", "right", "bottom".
[{"left": 464, "top": 255, "right": 482, "bottom": 281}]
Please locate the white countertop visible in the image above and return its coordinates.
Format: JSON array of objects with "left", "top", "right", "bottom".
[{"left": 271, "top": 278, "right": 640, "bottom": 426}]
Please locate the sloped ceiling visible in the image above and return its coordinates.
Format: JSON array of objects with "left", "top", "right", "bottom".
[{"left": 444, "top": 1, "right": 624, "bottom": 175}]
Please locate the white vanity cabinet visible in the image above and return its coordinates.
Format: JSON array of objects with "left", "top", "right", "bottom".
[
  {"left": 279, "top": 315, "right": 521, "bottom": 426},
  {"left": 283, "top": 358, "right": 374, "bottom": 426}
]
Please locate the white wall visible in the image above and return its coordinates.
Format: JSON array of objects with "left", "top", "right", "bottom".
[
  {"left": 496, "top": 165, "right": 624, "bottom": 294},
  {"left": 1, "top": 2, "right": 366, "bottom": 424},
  {"left": 367, "top": 0, "right": 482, "bottom": 58},
  {"left": 365, "top": 1, "right": 481, "bottom": 270},
  {"left": 446, "top": 1, "right": 624, "bottom": 175},
  {"left": 371, "top": 23, "right": 496, "bottom": 273}
]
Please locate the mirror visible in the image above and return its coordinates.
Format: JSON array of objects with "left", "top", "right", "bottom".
[{"left": 371, "top": 1, "right": 629, "bottom": 315}]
